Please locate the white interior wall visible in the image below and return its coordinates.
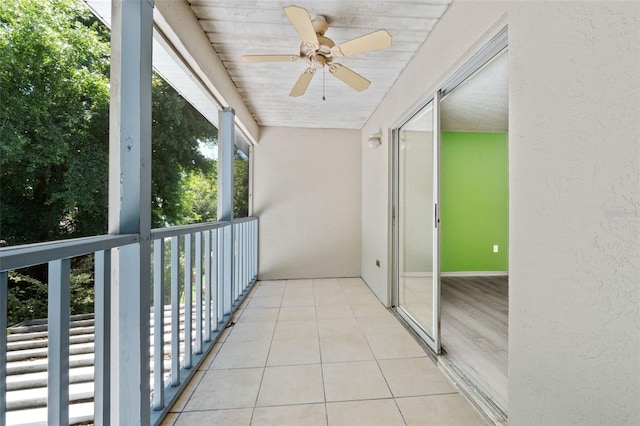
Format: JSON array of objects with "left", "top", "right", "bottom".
[
  {"left": 361, "top": 1, "right": 639, "bottom": 424},
  {"left": 253, "top": 127, "right": 361, "bottom": 280}
]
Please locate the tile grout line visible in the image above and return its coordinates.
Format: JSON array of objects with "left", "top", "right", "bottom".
[
  {"left": 247, "top": 280, "right": 280, "bottom": 425},
  {"left": 360, "top": 308, "right": 409, "bottom": 426},
  {"left": 312, "top": 278, "right": 331, "bottom": 426}
]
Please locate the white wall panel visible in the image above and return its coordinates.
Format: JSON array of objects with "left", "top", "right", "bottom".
[
  {"left": 361, "top": 1, "right": 640, "bottom": 423},
  {"left": 254, "top": 127, "right": 361, "bottom": 279}
]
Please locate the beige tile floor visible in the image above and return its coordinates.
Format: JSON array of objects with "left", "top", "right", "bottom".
[{"left": 161, "top": 278, "right": 487, "bottom": 426}]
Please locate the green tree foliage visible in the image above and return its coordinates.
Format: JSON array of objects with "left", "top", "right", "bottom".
[
  {"left": 7, "top": 257, "right": 95, "bottom": 325},
  {"left": 151, "top": 76, "right": 217, "bottom": 227},
  {"left": 234, "top": 153, "right": 250, "bottom": 218},
  {"left": 182, "top": 167, "right": 218, "bottom": 224},
  {"left": 0, "top": 0, "right": 221, "bottom": 324},
  {"left": 0, "top": 0, "right": 110, "bottom": 244},
  {"left": 0, "top": 0, "right": 219, "bottom": 244},
  {"left": 180, "top": 153, "right": 250, "bottom": 222}
]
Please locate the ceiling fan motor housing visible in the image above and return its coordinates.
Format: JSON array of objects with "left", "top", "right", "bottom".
[
  {"left": 300, "top": 16, "right": 335, "bottom": 66},
  {"left": 301, "top": 38, "right": 335, "bottom": 65}
]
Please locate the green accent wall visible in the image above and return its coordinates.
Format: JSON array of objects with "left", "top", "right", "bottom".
[{"left": 441, "top": 132, "right": 508, "bottom": 272}]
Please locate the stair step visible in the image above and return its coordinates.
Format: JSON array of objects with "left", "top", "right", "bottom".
[
  {"left": 8, "top": 319, "right": 95, "bottom": 334},
  {"left": 5, "top": 401, "right": 94, "bottom": 426},
  {"left": 6, "top": 382, "right": 95, "bottom": 411},
  {"left": 6, "top": 366, "right": 95, "bottom": 391},
  {"left": 7, "top": 353, "right": 95, "bottom": 376},
  {"left": 3, "top": 303, "right": 212, "bottom": 423},
  {"left": 7, "top": 342, "right": 95, "bottom": 362},
  {"left": 7, "top": 326, "right": 95, "bottom": 343},
  {"left": 7, "top": 333, "right": 95, "bottom": 351}
]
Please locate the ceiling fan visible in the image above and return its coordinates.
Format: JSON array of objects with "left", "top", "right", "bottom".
[{"left": 242, "top": 5, "right": 392, "bottom": 97}]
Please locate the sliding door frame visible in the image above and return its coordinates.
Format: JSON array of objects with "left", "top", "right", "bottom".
[
  {"left": 391, "top": 27, "right": 508, "bottom": 356},
  {"left": 392, "top": 92, "right": 442, "bottom": 354}
]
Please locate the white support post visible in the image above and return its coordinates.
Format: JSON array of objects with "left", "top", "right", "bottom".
[
  {"left": 218, "top": 108, "right": 235, "bottom": 223},
  {"left": 94, "top": 250, "right": 111, "bottom": 426},
  {"left": 210, "top": 230, "right": 219, "bottom": 329},
  {"left": 204, "top": 231, "right": 212, "bottom": 341},
  {"left": 217, "top": 229, "right": 225, "bottom": 320},
  {"left": 0, "top": 271, "right": 7, "bottom": 426},
  {"left": 232, "top": 226, "right": 238, "bottom": 302},
  {"left": 218, "top": 108, "right": 235, "bottom": 315},
  {"left": 254, "top": 220, "right": 259, "bottom": 280},
  {"left": 195, "top": 232, "right": 203, "bottom": 354},
  {"left": 170, "top": 236, "right": 180, "bottom": 386},
  {"left": 213, "top": 229, "right": 222, "bottom": 324},
  {"left": 183, "top": 234, "right": 192, "bottom": 368},
  {"left": 245, "top": 223, "right": 249, "bottom": 290},
  {"left": 108, "top": 0, "right": 153, "bottom": 423},
  {"left": 152, "top": 239, "right": 165, "bottom": 410},
  {"left": 48, "top": 259, "right": 70, "bottom": 425}
]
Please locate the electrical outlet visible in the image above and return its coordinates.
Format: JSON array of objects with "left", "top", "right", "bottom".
[
  {"left": 493, "top": 245, "right": 499, "bottom": 253},
  {"left": 375, "top": 259, "right": 380, "bottom": 267}
]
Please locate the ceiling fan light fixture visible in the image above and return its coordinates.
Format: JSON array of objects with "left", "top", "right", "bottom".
[
  {"left": 241, "top": 5, "right": 392, "bottom": 98},
  {"left": 368, "top": 132, "right": 382, "bottom": 150}
]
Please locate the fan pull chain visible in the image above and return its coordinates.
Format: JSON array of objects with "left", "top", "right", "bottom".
[{"left": 322, "top": 66, "right": 326, "bottom": 101}]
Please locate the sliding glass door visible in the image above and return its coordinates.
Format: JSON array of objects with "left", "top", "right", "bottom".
[{"left": 394, "top": 94, "right": 441, "bottom": 353}]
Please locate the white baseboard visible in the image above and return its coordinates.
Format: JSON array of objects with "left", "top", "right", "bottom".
[{"left": 441, "top": 271, "right": 508, "bottom": 277}]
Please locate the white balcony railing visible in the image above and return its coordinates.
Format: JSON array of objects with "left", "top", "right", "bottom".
[{"left": 0, "top": 217, "right": 258, "bottom": 425}]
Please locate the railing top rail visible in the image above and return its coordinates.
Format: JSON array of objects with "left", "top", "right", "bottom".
[
  {"left": 0, "top": 217, "right": 258, "bottom": 272},
  {"left": 0, "top": 234, "right": 139, "bottom": 272},
  {"left": 231, "top": 216, "right": 258, "bottom": 225},
  {"left": 150, "top": 220, "right": 231, "bottom": 240},
  {"left": 150, "top": 217, "right": 257, "bottom": 239}
]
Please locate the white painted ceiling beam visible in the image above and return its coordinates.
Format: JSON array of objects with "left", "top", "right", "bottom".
[
  {"left": 198, "top": 20, "right": 434, "bottom": 42},
  {"left": 188, "top": 0, "right": 450, "bottom": 14},
  {"left": 193, "top": 9, "right": 438, "bottom": 32},
  {"left": 154, "top": 0, "right": 259, "bottom": 143},
  {"left": 217, "top": 51, "right": 415, "bottom": 63}
]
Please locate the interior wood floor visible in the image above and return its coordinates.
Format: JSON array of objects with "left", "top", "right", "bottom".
[{"left": 441, "top": 275, "right": 508, "bottom": 412}]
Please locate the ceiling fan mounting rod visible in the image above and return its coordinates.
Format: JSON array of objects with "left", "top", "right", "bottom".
[{"left": 311, "top": 15, "right": 328, "bottom": 36}]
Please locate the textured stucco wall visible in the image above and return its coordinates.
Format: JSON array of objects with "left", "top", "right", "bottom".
[
  {"left": 254, "top": 126, "right": 361, "bottom": 280},
  {"left": 361, "top": 1, "right": 639, "bottom": 424},
  {"left": 507, "top": 3, "right": 639, "bottom": 424}
]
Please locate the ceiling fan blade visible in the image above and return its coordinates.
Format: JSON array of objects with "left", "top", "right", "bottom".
[
  {"left": 242, "top": 55, "right": 300, "bottom": 63},
  {"left": 289, "top": 68, "right": 316, "bottom": 97},
  {"left": 328, "top": 63, "right": 371, "bottom": 92},
  {"left": 331, "top": 29, "right": 392, "bottom": 58},
  {"left": 284, "top": 5, "right": 319, "bottom": 49}
]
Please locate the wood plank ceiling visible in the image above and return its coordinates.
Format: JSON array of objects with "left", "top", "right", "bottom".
[{"left": 187, "top": 0, "right": 452, "bottom": 129}]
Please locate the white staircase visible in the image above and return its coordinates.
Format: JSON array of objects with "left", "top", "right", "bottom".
[{"left": 5, "top": 307, "right": 190, "bottom": 425}]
